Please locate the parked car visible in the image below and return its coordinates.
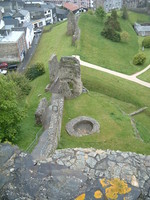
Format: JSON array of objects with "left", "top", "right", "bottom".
[
  {"left": 0, "top": 69, "right": 7, "bottom": 75},
  {"left": 8, "top": 64, "right": 18, "bottom": 71},
  {"left": 0, "top": 62, "right": 8, "bottom": 69},
  {"left": 34, "top": 29, "right": 42, "bottom": 34}
]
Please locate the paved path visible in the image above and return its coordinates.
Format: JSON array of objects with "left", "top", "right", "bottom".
[{"left": 73, "top": 55, "right": 150, "bottom": 89}]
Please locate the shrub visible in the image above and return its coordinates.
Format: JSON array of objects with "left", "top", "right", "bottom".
[
  {"left": 120, "top": 31, "right": 130, "bottom": 42},
  {"left": 142, "top": 36, "right": 150, "bottom": 48},
  {"left": 25, "top": 62, "right": 45, "bottom": 80},
  {"left": 133, "top": 53, "right": 146, "bottom": 65},
  {"left": 88, "top": 9, "right": 94, "bottom": 15},
  {"left": 7, "top": 72, "right": 31, "bottom": 97},
  {"left": 101, "top": 27, "right": 121, "bottom": 42}
]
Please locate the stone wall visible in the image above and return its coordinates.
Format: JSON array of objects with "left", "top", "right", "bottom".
[
  {"left": 1, "top": 144, "right": 150, "bottom": 199},
  {"left": 32, "top": 93, "right": 64, "bottom": 160},
  {"left": 0, "top": 43, "right": 20, "bottom": 62},
  {"left": 49, "top": 55, "right": 83, "bottom": 99}
]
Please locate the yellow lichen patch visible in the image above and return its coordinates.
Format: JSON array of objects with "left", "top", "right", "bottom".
[
  {"left": 104, "top": 178, "right": 131, "bottom": 200},
  {"left": 75, "top": 193, "right": 85, "bottom": 200},
  {"left": 100, "top": 178, "right": 109, "bottom": 188},
  {"left": 106, "top": 186, "right": 118, "bottom": 199},
  {"left": 94, "top": 190, "right": 103, "bottom": 199},
  {"left": 109, "top": 178, "right": 131, "bottom": 195}
]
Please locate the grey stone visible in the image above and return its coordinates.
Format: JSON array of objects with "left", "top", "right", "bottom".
[
  {"left": 86, "top": 157, "right": 97, "bottom": 168},
  {"left": 49, "top": 55, "right": 82, "bottom": 99},
  {"left": 35, "top": 98, "right": 48, "bottom": 126}
]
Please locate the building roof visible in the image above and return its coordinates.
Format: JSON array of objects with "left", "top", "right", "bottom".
[
  {"left": 63, "top": 2, "right": 79, "bottom": 12},
  {"left": 0, "top": 31, "right": 24, "bottom": 42},
  {"left": 3, "top": 18, "right": 19, "bottom": 27},
  {"left": 13, "top": 9, "right": 29, "bottom": 18},
  {"left": 23, "top": 22, "right": 33, "bottom": 31},
  {"left": 135, "top": 23, "right": 150, "bottom": 32},
  {"left": 56, "top": 7, "right": 68, "bottom": 15}
]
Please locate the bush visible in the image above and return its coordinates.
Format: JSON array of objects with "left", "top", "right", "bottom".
[
  {"left": 133, "top": 53, "right": 146, "bottom": 65},
  {"left": 142, "top": 36, "right": 150, "bottom": 48},
  {"left": 25, "top": 62, "right": 45, "bottom": 80},
  {"left": 88, "top": 9, "right": 94, "bottom": 15},
  {"left": 7, "top": 72, "right": 31, "bottom": 97},
  {"left": 101, "top": 27, "right": 121, "bottom": 42},
  {"left": 120, "top": 31, "right": 130, "bottom": 42}
]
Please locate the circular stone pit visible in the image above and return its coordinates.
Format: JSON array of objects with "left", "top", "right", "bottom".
[{"left": 66, "top": 116, "right": 100, "bottom": 137}]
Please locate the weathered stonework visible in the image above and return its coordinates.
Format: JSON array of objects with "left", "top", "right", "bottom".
[
  {"left": 1, "top": 144, "right": 150, "bottom": 199},
  {"left": 32, "top": 94, "right": 64, "bottom": 160},
  {"left": 35, "top": 98, "right": 48, "bottom": 126},
  {"left": 67, "top": 12, "right": 80, "bottom": 46},
  {"left": 66, "top": 116, "right": 100, "bottom": 137},
  {"left": 67, "top": 11, "right": 76, "bottom": 36},
  {"left": 49, "top": 55, "right": 82, "bottom": 99}
]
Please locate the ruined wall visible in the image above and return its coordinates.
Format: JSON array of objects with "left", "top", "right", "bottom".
[
  {"left": 32, "top": 93, "right": 64, "bottom": 160},
  {"left": 49, "top": 55, "right": 83, "bottom": 99}
]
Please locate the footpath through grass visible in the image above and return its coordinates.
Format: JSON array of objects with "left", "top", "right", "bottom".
[{"left": 77, "top": 12, "right": 150, "bottom": 75}]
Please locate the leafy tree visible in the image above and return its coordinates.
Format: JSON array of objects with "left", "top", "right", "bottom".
[
  {"left": 25, "top": 62, "right": 45, "bottom": 80},
  {"left": 142, "top": 36, "right": 150, "bottom": 48},
  {"left": 133, "top": 53, "right": 146, "bottom": 65},
  {"left": 0, "top": 76, "right": 24, "bottom": 142},
  {"left": 95, "top": 6, "right": 106, "bottom": 22},
  {"left": 120, "top": 31, "right": 130, "bottom": 42},
  {"left": 122, "top": 6, "right": 128, "bottom": 20},
  {"left": 101, "top": 10, "right": 121, "bottom": 42},
  {"left": 111, "top": 9, "right": 118, "bottom": 21},
  {"left": 7, "top": 72, "right": 31, "bottom": 98}
]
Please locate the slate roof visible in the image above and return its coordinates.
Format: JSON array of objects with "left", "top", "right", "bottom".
[
  {"left": 63, "top": 2, "right": 79, "bottom": 12},
  {"left": 134, "top": 22, "right": 150, "bottom": 32},
  {"left": 3, "top": 18, "right": 19, "bottom": 27},
  {"left": 56, "top": 7, "right": 68, "bottom": 16}
]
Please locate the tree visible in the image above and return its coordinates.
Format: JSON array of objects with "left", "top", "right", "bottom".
[
  {"left": 101, "top": 10, "right": 121, "bottom": 42},
  {"left": 7, "top": 72, "right": 31, "bottom": 98},
  {"left": 122, "top": 6, "right": 128, "bottom": 20},
  {"left": 142, "top": 36, "right": 150, "bottom": 48},
  {"left": 120, "top": 31, "right": 130, "bottom": 42},
  {"left": 133, "top": 53, "right": 146, "bottom": 65},
  {"left": 0, "top": 76, "right": 24, "bottom": 143},
  {"left": 95, "top": 6, "right": 106, "bottom": 22}
]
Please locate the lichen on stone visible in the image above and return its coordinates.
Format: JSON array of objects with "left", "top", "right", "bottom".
[
  {"left": 75, "top": 193, "right": 85, "bottom": 200},
  {"left": 94, "top": 190, "right": 103, "bottom": 198}
]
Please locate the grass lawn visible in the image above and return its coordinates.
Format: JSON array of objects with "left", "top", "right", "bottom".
[
  {"left": 138, "top": 69, "right": 150, "bottom": 83},
  {"left": 59, "top": 66, "right": 150, "bottom": 155},
  {"left": 15, "top": 12, "right": 150, "bottom": 154},
  {"left": 15, "top": 22, "right": 75, "bottom": 151},
  {"left": 77, "top": 12, "right": 150, "bottom": 75}
]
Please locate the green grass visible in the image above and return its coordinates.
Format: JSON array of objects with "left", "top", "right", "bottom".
[
  {"left": 58, "top": 66, "right": 150, "bottom": 155},
  {"left": 15, "top": 12, "right": 150, "bottom": 154},
  {"left": 76, "top": 12, "right": 150, "bottom": 75},
  {"left": 138, "top": 69, "right": 150, "bottom": 83},
  {"left": 16, "top": 22, "right": 76, "bottom": 150}
]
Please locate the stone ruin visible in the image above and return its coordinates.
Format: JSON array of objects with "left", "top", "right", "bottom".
[
  {"left": 49, "top": 54, "right": 82, "bottom": 99},
  {"left": 66, "top": 116, "right": 100, "bottom": 137},
  {"left": 67, "top": 11, "right": 80, "bottom": 46}
]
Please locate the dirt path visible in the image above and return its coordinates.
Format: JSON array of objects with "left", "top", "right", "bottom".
[{"left": 73, "top": 55, "right": 150, "bottom": 89}]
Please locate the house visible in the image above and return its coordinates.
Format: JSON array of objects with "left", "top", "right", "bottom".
[
  {"left": 104, "top": 0, "right": 122, "bottom": 12},
  {"left": 0, "top": 30, "right": 27, "bottom": 62},
  {"left": 12, "top": 22, "right": 34, "bottom": 49},
  {"left": 3, "top": 18, "right": 19, "bottom": 30},
  {"left": 63, "top": 2, "right": 79, "bottom": 14},
  {"left": 13, "top": 9, "right": 30, "bottom": 24},
  {"left": 134, "top": 22, "right": 150, "bottom": 37},
  {"left": 0, "top": 10, "right": 4, "bottom": 29},
  {"left": 56, "top": 7, "right": 68, "bottom": 21},
  {"left": 24, "top": 0, "right": 45, "bottom": 5},
  {"left": 24, "top": 3, "right": 54, "bottom": 28}
]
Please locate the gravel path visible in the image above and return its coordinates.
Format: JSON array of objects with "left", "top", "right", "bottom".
[{"left": 73, "top": 55, "right": 150, "bottom": 89}]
